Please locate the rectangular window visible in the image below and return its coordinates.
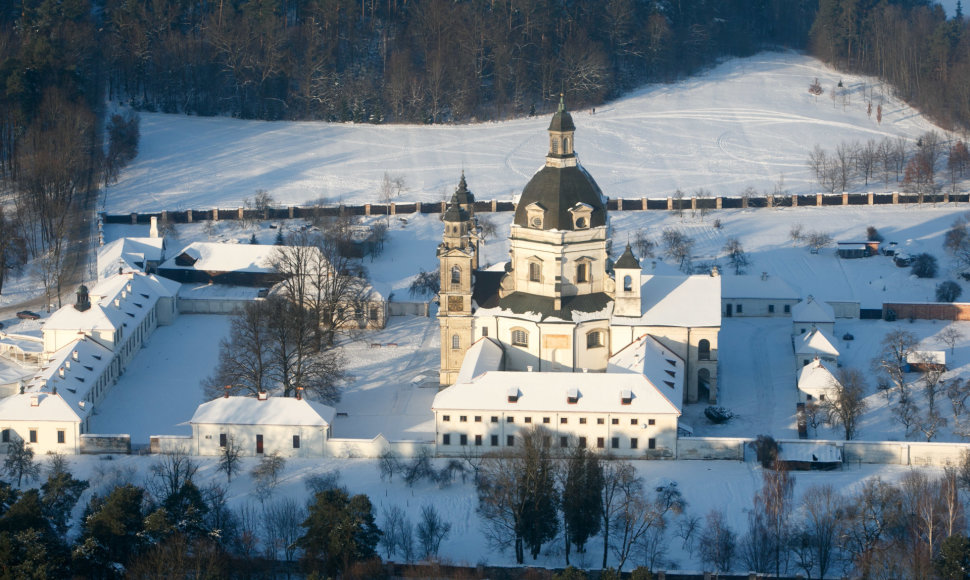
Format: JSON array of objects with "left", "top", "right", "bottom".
[
  {"left": 529, "top": 262, "right": 541, "bottom": 282},
  {"left": 579, "top": 418, "right": 587, "bottom": 425},
  {"left": 475, "top": 435, "right": 482, "bottom": 446},
  {"left": 597, "top": 418, "right": 605, "bottom": 425},
  {"left": 507, "top": 435, "right": 515, "bottom": 447},
  {"left": 460, "top": 416, "right": 467, "bottom": 422},
  {"left": 543, "top": 417, "right": 550, "bottom": 424},
  {"left": 578, "top": 437, "right": 587, "bottom": 449},
  {"left": 443, "top": 415, "right": 451, "bottom": 422},
  {"left": 474, "top": 416, "right": 482, "bottom": 422},
  {"left": 737, "top": 304, "right": 743, "bottom": 313},
  {"left": 560, "top": 436, "right": 569, "bottom": 448},
  {"left": 443, "top": 434, "right": 451, "bottom": 445},
  {"left": 597, "top": 437, "right": 605, "bottom": 449},
  {"left": 491, "top": 416, "right": 499, "bottom": 423},
  {"left": 482, "top": 327, "right": 488, "bottom": 337},
  {"left": 57, "top": 430, "right": 65, "bottom": 444},
  {"left": 560, "top": 417, "right": 568, "bottom": 424},
  {"left": 768, "top": 304, "right": 775, "bottom": 313},
  {"left": 648, "top": 438, "right": 656, "bottom": 450},
  {"left": 219, "top": 433, "right": 227, "bottom": 448},
  {"left": 293, "top": 435, "right": 301, "bottom": 449},
  {"left": 631, "top": 418, "right": 639, "bottom": 425},
  {"left": 525, "top": 417, "right": 532, "bottom": 423},
  {"left": 460, "top": 434, "right": 468, "bottom": 446},
  {"left": 576, "top": 263, "right": 589, "bottom": 283},
  {"left": 648, "top": 419, "right": 656, "bottom": 426},
  {"left": 611, "top": 418, "right": 619, "bottom": 425},
  {"left": 784, "top": 304, "right": 791, "bottom": 313},
  {"left": 29, "top": 430, "right": 36, "bottom": 443},
  {"left": 507, "top": 416, "right": 515, "bottom": 423},
  {"left": 256, "top": 434, "right": 263, "bottom": 454},
  {"left": 369, "top": 308, "right": 379, "bottom": 321},
  {"left": 611, "top": 437, "right": 619, "bottom": 449},
  {"left": 631, "top": 438, "right": 638, "bottom": 449},
  {"left": 491, "top": 435, "right": 499, "bottom": 446}
]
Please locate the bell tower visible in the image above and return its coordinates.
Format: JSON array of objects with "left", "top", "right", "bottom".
[{"left": 438, "top": 177, "right": 478, "bottom": 385}]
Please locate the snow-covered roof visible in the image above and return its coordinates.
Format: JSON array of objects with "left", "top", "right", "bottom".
[
  {"left": 609, "top": 334, "right": 685, "bottom": 412},
  {"left": 190, "top": 395, "right": 336, "bottom": 427},
  {"left": 907, "top": 350, "right": 946, "bottom": 366},
  {"left": 455, "top": 337, "right": 504, "bottom": 384},
  {"left": 792, "top": 296, "right": 835, "bottom": 323},
  {"left": 797, "top": 358, "right": 839, "bottom": 393},
  {"left": 0, "top": 392, "right": 81, "bottom": 423},
  {"left": 720, "top": 273, "right": 799, "bottom": 300},
  {"left": 612, "top": 274, "right": 721, "bottom": 328},
  {"left": 433, "top": 369, "right": 681, "bottom": 416},
  {"left": 43, "top": 272, "right": 178, "bottom": 335},
  {"left": 97, "top": 237, "right": 165, "bottom": 281},
  {"left": 794, "top": 328, "right": 840, "bottom": 357},
  {"left": 160, "top": 242, "right": 283, "bottom": 273},
  {"left": 177, "top": 283, "right": 263, "bottom": 300},
  {"left": 25, "top": 337, "right": 114, "bottom": 421}
]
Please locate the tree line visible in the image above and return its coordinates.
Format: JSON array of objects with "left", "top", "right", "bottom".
[{"left": 811, "top": 0, "right": 970, "bottom": 130}]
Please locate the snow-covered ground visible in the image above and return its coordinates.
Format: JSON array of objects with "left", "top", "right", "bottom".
[{"left": 104, "top": 52, "right": 943, "bottom": 213}]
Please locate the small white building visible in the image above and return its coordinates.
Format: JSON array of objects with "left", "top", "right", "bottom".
[
  {"left": 797, "top": 358, "right": 839, "bottom": 403},
  {"left": 97, "top": 236, "right": 166, "bottom": 280},
  {"left": 794, "top": 327, "right": 840, "bottom": 369},
  {"left": 432, "top": 334, "right": 683, "bottom": 459},
  {"left": 792, "top": 296, "right": 836, "bottom": 336},
  {"left": 0, "top": 392, "right": 81, "bottom": 454},
  {"left": 189, "top": 394, "right": 336, "bottom": 458},
  {"left": 721, "top": 272, "right": 799, "bottom": 318}
]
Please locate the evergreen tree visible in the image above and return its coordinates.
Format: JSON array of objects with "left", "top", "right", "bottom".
[
  {"left": 561, "top": 447, "right": 603, "bottom": 564},
  {"left": 3, "top": 440, "right": 39, "bottom": 487},
  {"left": 75, "top": 484, "right": 146, "bottom": 574},
  {"left": 298, "top": 489, "right": 381, "bottom": 577},
  {"left": 40, "top": 467, "right": 88, "bottom": 537}
]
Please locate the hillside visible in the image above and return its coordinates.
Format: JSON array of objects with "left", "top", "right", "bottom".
[{"left": 106, "top": 52, "right": 942, "bottom": 213}]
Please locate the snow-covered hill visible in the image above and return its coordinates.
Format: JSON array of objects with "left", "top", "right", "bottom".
[{"left": 106, "top": 51, "right": 942, "bottom": 213}]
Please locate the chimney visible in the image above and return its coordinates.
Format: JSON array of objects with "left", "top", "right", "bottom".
[
  {"left": 527, "top": 365, "right": 533, "bottom": 372},
  {"left": 296, "top": 386, "right": 304, "bottom": 400},
  {"left": 224, "top": 385, "right": 231, "bottom": 399},
  {"left": 257, "top": 391, "right": 268, "bottom": 401},
  {"left": 710, "top": 265, "right": 719, "bottom": 277},
  {"left": 51, "top": 386, "right": 57, "bottom": 396},
  {"left": 150, "top": 216, "right": 159, "bottom": 238}
]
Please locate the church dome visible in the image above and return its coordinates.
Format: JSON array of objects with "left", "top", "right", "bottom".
[
  {"left": 548, "top": 108, "right": 575, "bottom": 132},
  {"left": 513, "top": 166, "right": 607, "bottom": 230}
]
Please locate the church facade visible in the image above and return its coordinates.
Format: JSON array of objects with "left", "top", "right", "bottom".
[{"left": 433, "top": 101, "right": 721, "bottom": 457}]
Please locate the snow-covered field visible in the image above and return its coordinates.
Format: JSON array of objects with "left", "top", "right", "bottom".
[{"left": 104, "top": 52, "right": 943, "bottom": 212}]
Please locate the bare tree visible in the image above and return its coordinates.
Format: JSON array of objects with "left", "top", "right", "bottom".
[
  {"left": 610, "top": 481, "right": 684, "bottom": 573},
  {"left": 219, "top": 435, "right": 243, "bottom": 483},
  {"left": 380, "top": 505, "right": 415, "bottom": 562},
  {"left": 823, "top": 367, "right": 868, "bottom": 440},
  {"left": 857, "top": 139, "right": 878, "bottom": 186},
  {"left": 601, "top": 460, "right": 639, "bottom": 568},
  {"left": 873, "top": 328, "right": 919, "bottom": 399},
  {"left": 263, "top": 497, "right": 306, "bottom": 562},
  {"left": 251, "top": 451, "right": 286, "bottom": 502},
  {"left": 203, "top": 301, "right": 273, "bottom": 399},
  {"left": 698, "top": 509, "right": 736, "bottom": 574},
  {"left": 841, "top": 478, "right": 904, "bottom": 579},
  {"left": 937, "top": 325, "right": 964, "bottom": 355},
  {"left": 805, "top": 231, "right": 833, "bottom": 253},
  {"left": 416, "top": 504, "right": 451, "bottom": 559},
  {"left": 789, "top": 223, "right": 804, "bottom": 246},
  {"left": 798, "top": 484, "right": 843, "bottom": 580},
  {"left": 947, "top": 378, "right": 970, "bottom": 422},
  {"left": 634, "top": 229, "right": 655, "bottom": 259},
  {"left": 723, "top": 237, "right": 749, "bottom": 275},
  {"left": 662, "top": 228, "right": 694, "bottom": 274},
  {"left": 3, "top": 439, "right": 39, "bottom": 487}
]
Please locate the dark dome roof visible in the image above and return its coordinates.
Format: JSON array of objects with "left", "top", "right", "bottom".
[
  {"left": 548, "top": 108, "right": 575, "bottom": 132},
  {"left": 442, "top": 201, "right": 469, "bottom": 223},
  {"left": 453, "top": 173, "right": 474, "bottom": 205},
  {"left": 614, "top": 244, "right": 641, "bottom": 269},
  {"left": 513, "top": 165, "right": 607, "bottom": 230}
]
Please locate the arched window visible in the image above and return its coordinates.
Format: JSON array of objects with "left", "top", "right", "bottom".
[
  {"left": 623, "top": 275, "right": 632, "bottom": 291},
  {"left": 563, "top": 137, "right": 569, "bottom": 153},
  {"left": 698, "top": 339, "right": 711, "bottom": 361},
  {"left": 452, "top": 334, "right": 461, "bottom": 350},
  {"left": 451, "top": 265, "right": 461, "bottom": 286},
  {"left": 529, "top": 262, "right": 541, "bottom": 282},
  {"left": 586, "top": 330, "right": 605, "bottom": 349},
  {"left": 552, "top": 139, "right": 559, "bottom": 154},
  {"left": 511, "top": 329, "right": 529, "bottom": 347},
  {"left": 576, "top": 262, "right": 589, "bottom": 283}
]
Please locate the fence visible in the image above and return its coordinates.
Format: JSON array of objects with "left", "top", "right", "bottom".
[
  {"left": 884, "top": 301, "right": 970, "bottom": 321},
  {"left": 103, "top": 191, "right": 970, "bottom": 225},
  {"left": 326, "top": 434, "right": 434, "bottom": 459},
  {"left": 80, "top": 434, "right": 131, "bottom": 455}
]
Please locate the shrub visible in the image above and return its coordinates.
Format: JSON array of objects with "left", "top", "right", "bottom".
[
  {"left": 912, "top": 253, "right": 938, "bottom": 278},
  {"left": 749, "top": 434, "right": 779, "bottom": 469},
  {"left": 704, "top": 406, "right": 735, "bottom": 424},
  {"left": 937, "top": 280, "right": 963, "bottom": 302}
]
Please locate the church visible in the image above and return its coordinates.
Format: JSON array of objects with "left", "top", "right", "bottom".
[{"left": 431, "top": 100, "right": 721, "bottom": 458}]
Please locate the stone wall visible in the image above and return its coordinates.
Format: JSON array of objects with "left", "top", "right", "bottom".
[{"left": 80, "top": 434, "right": 131, "bottom": 454}]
